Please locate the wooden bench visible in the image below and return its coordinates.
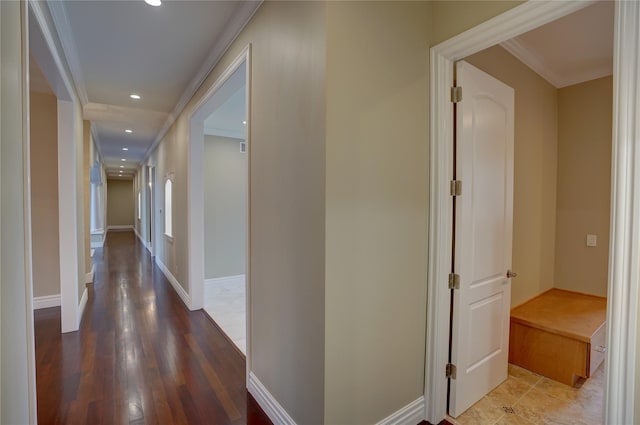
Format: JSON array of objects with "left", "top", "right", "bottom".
[{"left": 509, "top": 288, "right": 607, "bottom": 387}]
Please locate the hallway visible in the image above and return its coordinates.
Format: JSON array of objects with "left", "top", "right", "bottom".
[{"left": 34, "top": 231, "right": 270, "bottom": 425}]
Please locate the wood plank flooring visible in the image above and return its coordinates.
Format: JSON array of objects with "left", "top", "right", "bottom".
[{"left": 35, "top": 231, "right": 271, "bottom": 425}]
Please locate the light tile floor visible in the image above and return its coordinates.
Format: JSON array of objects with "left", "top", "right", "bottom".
[
  {"left": 448, "top": 364, "right": 604, "bottom": 425},
  {"left": 204, "top": 278, "right": 246, "bottom": 354}
]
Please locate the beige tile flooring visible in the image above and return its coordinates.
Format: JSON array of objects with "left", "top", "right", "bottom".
[{"left": 448, "top": 364, "right": 604, "bottom": 425}]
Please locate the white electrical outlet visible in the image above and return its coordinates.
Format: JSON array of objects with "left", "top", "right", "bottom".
[{"left": 586, "top": 234, "right": 597, "bottom": 247}]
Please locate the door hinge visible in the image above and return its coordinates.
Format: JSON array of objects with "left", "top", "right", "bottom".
[
  {"left": 451, "top": 86, "right": 462, "bottom": 103},
  {"left": 448, "top": 273, "right": 460, "bottom": 290},
  {"left": 446, "top": 363, "right": 457, "bottom": 379},
  {"left": 450, "top": 180, "right": 462, "bottom": 196}
]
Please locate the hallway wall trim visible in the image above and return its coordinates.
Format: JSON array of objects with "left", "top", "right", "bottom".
[
  {"left": 134, "top": 227, "right": 151, "bottom": 253},
  {"left": 107, "top": 225, "right": 134, "bottom": 231},
  {"left": 156, "top": 258, "right": 191, "bottom": 308},
  {"left": 375, "top": 397, "right": 425, "bottom": 425},
  {"left": 33, "top": 295, "right": 61, "bottom": 310},
  {"left": 77, "top": 288, "right": 88, "bottom": 325},
  {"left": 248, "top": 372, "right": 296, "bottom": 425}
]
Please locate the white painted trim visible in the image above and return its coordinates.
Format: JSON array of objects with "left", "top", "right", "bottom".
[
  {"left": 77, "top": 287, "right": 88, "bottom": 325},
  {"left": 85, "top": 264, "right": 94, "bottom": 284},
  {"left": 204, "top": 274, "right": 245, "bottom": 298},
  {"left": 375, "top": 397, "right": 425, "bottom": 425},
  {"left": 188, "top": 46, "right": 250, "bottom": 312},
  {"left": 156, "top": 258, "right": 191, "bottom": 309},
  {"left": 204, "top": 126, "right": 245, "bottom": 140},
  {"left": 247, "top": 372, "right": 297, "bottom": 425},
  {"left": 605, "top": 2, "right": 640, "bottom": 424},
  {"left": 46, "top": 1, "right": 89, "bottom": 104},
  {"left": 90, "top": 239, "right": 104, "bottom": 249},
  {"left": 27, "top": 1, "right": 76, "bottom": 102},
  {"left": 107, "top": 225, "right": 134, "bottom": 231},
  {"left": 500, "top": 38, "right": 563, "bottom": 87},
  {"left": 134, "top": 226, "right": 151, "bottom": 253},
  {"left": 501, "top": 38, "right": 612, "bottom": 88},
  {"left": 425, "top": 1, "right": 615, "bottom": 423},
  {"left": 33, "top": 295, "right": 62, "bottom": 310},
  {"left": 142, "top": 1, "right": 262, "bottom": 163},
  {"left": 57, "top": 99, "right": 80, "bottom": 334}
]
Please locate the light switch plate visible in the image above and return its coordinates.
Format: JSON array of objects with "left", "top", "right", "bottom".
[{"left": 587, "top": 234, "right": 597, "bottom": 247}]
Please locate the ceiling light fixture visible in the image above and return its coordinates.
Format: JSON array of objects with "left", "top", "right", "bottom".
[
  {"left": 121, "top": 159, "right": 126, "bottom": 161},
  {"left": 129, "top": 93, "right": 141, "bottom": 100},
  {"left": 120, "top": 165, "right": 124, "bottom": 168},
  {"left": 242, "top": 120, "right": 247, "bottom": 125},
  {"left": 122, "top": 147, "right": 129, "bottom": 151},
  {"left": 125, "top": 129, "right": 133, "bottom": 133},
  {"left": 144, "top": 0, "right": 162, "bottom": 6}
]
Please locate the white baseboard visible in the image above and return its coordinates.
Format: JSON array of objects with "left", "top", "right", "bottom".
[
  {"left": 204, "top": 274, "right": 245, "bottom": 298},
  {"left": 375, "top": 396, "right": 425, "bottom": 425},
  {"left": 77, "top": 287, "right": 88, "bottom": 325},
  {"left": 156, "top": 258, "right": 191, "bottom": 309},
  {"left": 85, "top": 264, "right": 95, "bottom": 284},
  {"left": 91, "top": 231, "right": 105, "bottom": 248},
  {"left": 248, "top": 372, "right": 297, "bottom": 425},
  {"left": 134, "top": 228, "right": 152, "bottom": 253},
  {"left": 107, "top": 225, "right": 134, "bottom": 231},
  {"left": 33, "top": 294, "right": 61, "bottom": 310}
]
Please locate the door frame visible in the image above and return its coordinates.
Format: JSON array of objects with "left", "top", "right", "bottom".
[
  {"left": 425, "top": 1, "right": 640, "bottom": 423},
  {"left": 147, "top": 165, "right": 155, "bottom": 256},
  {"left": 187, "top": 45, "right": 252, "bottom": 373}
]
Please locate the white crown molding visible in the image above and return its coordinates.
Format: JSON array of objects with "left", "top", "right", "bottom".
[
  {"left": 247, "top": 372, "right": 297, "bottom": 425},
  {"left": 203, "top": 126, "right": 245, "bottom": 140},
  {"left": 500, "top": 38, "right": 563, "bottom": 87},
  {"left": 28, "top": 0, "right": 76, "bottom": 102},
  {"left": 47, "top": 0, "right": 89, "bottom": 105},
  {"left": 143, "top": 1, "right": 262, "bottom": 163},
  {"left": 501, "top": 38, "right": 613, "bottom": 89}
]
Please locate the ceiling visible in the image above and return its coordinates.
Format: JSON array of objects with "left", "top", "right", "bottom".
[
  {"left": 501, "top": 1, "right": 614, "bottom": 88},
  {"left": 204, "top": 84, "right": 246, "bottom": 140},
  {"left": 46, "top": 0, "right": 260, "bottom": 178}
]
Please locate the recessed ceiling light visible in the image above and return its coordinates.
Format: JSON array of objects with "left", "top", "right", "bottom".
[
  {"left": 129, "top": 93, "right": 141, "bottom": 100},
  {"left": 242, "top": 120, "right": 247, "bottom": 125},
  {"left": 120, "top": 165, "right": 124, "bottom": 168},
  {"left": 121, "top": 159, "right": 126, "bottom": 161},
  {"left": 122, "top": 147, "right": 129, "bottom": 151},
  {"left": 144, "top": 0, "right": 161, "bottom": 6},
  {"left": 125, "top": 129, "right": 133, "bottom": 134}
]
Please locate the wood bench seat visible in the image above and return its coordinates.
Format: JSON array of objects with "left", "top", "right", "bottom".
[{"left": 509, "top": 288, "right": 607, "bottom": 387}]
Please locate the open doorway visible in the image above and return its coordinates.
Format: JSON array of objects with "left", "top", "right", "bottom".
[
  {"left": 201, "top": 72, "right": 248, "bottom": 354},
  {"left": 187, "top": 47, "right": 251, "bottom": 358},
  {"left": 425, "top": 2, "right": 639, "bottom": 424},
  {"left": 447, "top": 2, "right": 613, "bottom": 423}
]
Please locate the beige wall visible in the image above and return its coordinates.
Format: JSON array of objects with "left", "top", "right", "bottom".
[
  {"left": 30, "top": 92, "right": 61, "bottom": 298},
  {"left": 431, "top": 1, "right": 525, "bottom": 45},
  {"left": 324, "top": 2, "right": 431, "bottom": 423},
  {"left": 146, "top": 2, "right": 327, "bottom": 423},
  {"left": 107, "top": 179, "right": 134, "bottom": 227},
  {"left": 465, "top": 46, "right": 559, "bottom": 307},
  {"left": 554, "top": 76, "right": 612, "bottom": 296},
  {"left": 204, "top": 136, "right": 247, "bottom": 279}
]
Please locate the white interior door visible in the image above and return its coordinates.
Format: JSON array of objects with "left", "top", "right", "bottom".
[{"left": 449, "top": 61, "right": 514, "bottom": 417}]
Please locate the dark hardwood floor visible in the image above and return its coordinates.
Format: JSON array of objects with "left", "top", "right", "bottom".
[{"left": 35, "top": 231, "right": 271, "bottom": 425}]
